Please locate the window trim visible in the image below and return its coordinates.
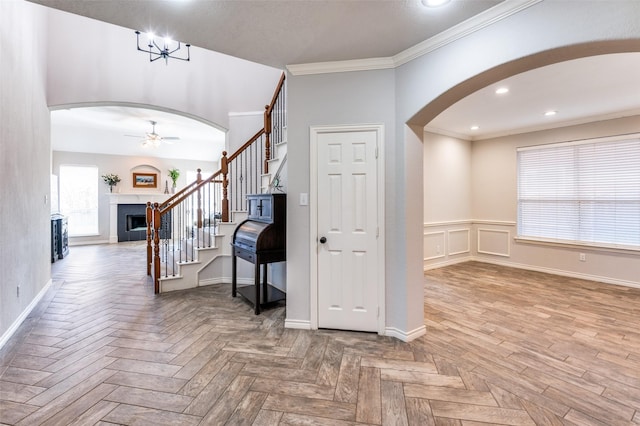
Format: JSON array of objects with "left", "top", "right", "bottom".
[{"left": 516, "top": 132, "right": 640, "bottom": 250}]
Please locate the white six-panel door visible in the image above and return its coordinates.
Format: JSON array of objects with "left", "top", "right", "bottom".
[{"left": 314, "top": 126, "right": 382, "bottom": 332}]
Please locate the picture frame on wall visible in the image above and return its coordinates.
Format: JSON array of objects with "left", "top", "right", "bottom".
[{"left": 133, "top": 172, "right": 157, "bottom": 188}]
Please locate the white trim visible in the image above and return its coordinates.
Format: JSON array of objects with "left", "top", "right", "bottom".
[
  {"left": 228, "top": 111, "right": 263, "bottom": 117},
  {"left": 471, "top": 257, "right": 640, "bottom": 290},
  {"left": 394, "top": 0, "right": 542, "bottom": 67},
  {"left": 0, "top": 279, "right": 52, "bottom": 351},
  {"left": 477, "top": 228, "right": 511, "bottom": 257},
  {"left": 69, "top": 239, "right": 110, "bottom": 246},
  {"left": 385, "top": 325, "right": 427, "bottom": 342},
  {"left": 424, "top": 219, "right": 472, "bottom": 228},
  {"left": 287, "top": 57, "right": 395, "bottom": 76},
  {"left": 472, "top": 220, "right": 517, "bottom": 226},
  {"left": 424, "top": 230, "right": 445, "bottom": 261},
  {"left": 309, "top": 124, "right": 386, "bottom": 335},
  {"left": 198, "top": 277, "right": 254, "bottom": 287},
  {"left": 448, "top": 228, "right": 471, "bottom": 256},
  {"left": 424, "top": 256, "right": 472, "bottom": 271},
  {"left": 514, "top": 236, "right": 640, "bottom": 254},
  {"left": 516, "top": 131, "right": 640, "bottom": 152},
  {"left": 287, "top": 0, "right": 542, "bottom": 75},
  {"left": 423, "top": 219, "right": 516, "bottom": 227},
  {"left": 284, "top": 319, "right": 312, "bottom": 330}
]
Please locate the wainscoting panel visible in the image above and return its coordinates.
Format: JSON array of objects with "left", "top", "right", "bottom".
[
  {"left": 477, "top": 228, "right": 510, "bottom": 257},
  {"left": 424, "top": 231, "right": 445, "bottom": 261},
  {"left": 448, "top": 228, "right": 470, "bottom": 256}
]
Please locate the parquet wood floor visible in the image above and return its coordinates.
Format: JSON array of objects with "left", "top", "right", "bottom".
[{"left": 1, "top": 242, "right": 640, "bottom": 425}]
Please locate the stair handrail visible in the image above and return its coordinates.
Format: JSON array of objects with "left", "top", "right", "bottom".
[
  {"left": 146, "top": 72, "right": 286, "bottom": 293},
  {"left": 263, "top": 72, "right": 287, "bottom": 174}
]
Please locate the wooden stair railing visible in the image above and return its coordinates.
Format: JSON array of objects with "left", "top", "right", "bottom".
[{"left": 146, "top": 72, "right": 286, "bottom": 293}]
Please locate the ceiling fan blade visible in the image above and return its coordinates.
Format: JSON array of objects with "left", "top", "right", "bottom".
[
  {"left": 162, "top": 137, "right": 181, "bottom": 140},
  {"left": 124, "top": 134, "right": 143, "bottom": 138}
]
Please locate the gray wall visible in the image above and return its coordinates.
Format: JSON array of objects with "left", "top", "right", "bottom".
[
  {"left": 0, "top": 1, "right": 51, "bottom": 341},
  {"left": 286, "top": 69, "right": 396, "bottom": 325}
]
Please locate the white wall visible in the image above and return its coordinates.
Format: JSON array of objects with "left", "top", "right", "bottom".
[
  {"left": 0, "top": 1, "right": 51, "bottom": 342},
  {"left": 52, "top": 151, "right": 217, "bottom": 244},
  {"left": 470, "top": 115, "right": 640, "bottom": 286},
  {"left": 423, "top": 132, "right": 471, "bottom": 223},
  {"left": 228, "top": 112, "right": 264, "bottom": 154},
  {"left": 45, "top": 7, "right": 283, "bottom": 131},
  {"left": 423, "top": 116, "right": 640, "bottom": 287},
  {"left": 423, "top": 132, "right": 472, "bottom": 267}
]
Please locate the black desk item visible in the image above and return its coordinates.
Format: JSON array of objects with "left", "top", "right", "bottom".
[
  {"left": 231, "top": 193, "right": 286, "bottom": 314},
  {"left": 51, "top": 214, "right": 69, "bottom": 262}
]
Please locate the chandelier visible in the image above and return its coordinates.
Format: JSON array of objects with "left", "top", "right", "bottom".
[{"left": 135, "top": 31, "right": 191, "bottom": 64}]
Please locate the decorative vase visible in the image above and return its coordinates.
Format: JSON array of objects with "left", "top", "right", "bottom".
[
  {"left": 171, "top": 184, "right": 176, "bottom": 194},
  {"left": 110, "top": 185, "right": 113, "bottom": 193}
]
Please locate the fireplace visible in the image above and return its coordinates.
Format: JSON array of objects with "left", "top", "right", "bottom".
[{"left": 117, "top": 204, "right": 147, "bottom": 242}]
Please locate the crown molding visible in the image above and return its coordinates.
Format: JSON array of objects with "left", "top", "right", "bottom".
[
  {"left": 287, "top": 0, "right": 542, "bottom": 76},
  {"left": 287, "top": 57, "right": 395, "bottom": 76},
  {"left": 393, "top": 0, "right": 543, "bottom": 67}
]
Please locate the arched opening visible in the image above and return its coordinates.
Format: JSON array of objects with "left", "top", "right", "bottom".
[
  {"left": 418, "top": 41, "right": 640, "bottom": 283},
  {"left": 50, "top": 102, "right": 227, "bottom": 245}
]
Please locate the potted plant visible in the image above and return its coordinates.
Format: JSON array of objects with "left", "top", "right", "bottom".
[
  {"left": 102, "top": 173, "right": 121, "bottom": 193},
  {"left": 168, "top": 168, "right": 180, "bottom": 193}
]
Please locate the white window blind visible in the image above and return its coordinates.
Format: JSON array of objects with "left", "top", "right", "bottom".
[{"left": 517, "top": 134, "right": 640, "bottom": 249}]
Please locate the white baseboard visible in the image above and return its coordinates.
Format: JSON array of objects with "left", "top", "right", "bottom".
[
  {"left": 198, "top": 277, "right": 254, "bottom": 287},
  {"left": 284, "top": 319, "right": 312, "bottom": 330},
  {"left": 472, "top": 256, "right": 640, "bottom": 289},
  {"left": 70, "top": 239, "right": 110, "bottom": 246},
  {"left": 0, "top": 279, "right": 52, "bottom": 351},
  {"left": 424, "top": 255, "right": 639, "bottom": 289},
  {"left": 424, "top": 255, "right": 472, "bottom": 271},
  {"left": 385, "top": 325, "right": 427, "bottom": 342}
]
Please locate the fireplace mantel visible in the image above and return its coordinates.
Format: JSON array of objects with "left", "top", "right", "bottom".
[{"left": 108, "top": 193, "right": 171, "bottom": 243}]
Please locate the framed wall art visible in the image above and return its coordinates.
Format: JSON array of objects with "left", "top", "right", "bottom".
[{"left": 132, "top": 172, "right": 157, "bottom": 188}]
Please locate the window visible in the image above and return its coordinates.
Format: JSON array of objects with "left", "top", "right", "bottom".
[
  {"left": 517, "top": 134, "right": 640, "bottom": 249},
  {"left": 59, "top": 165, "right": 99, "bottom": 236}
]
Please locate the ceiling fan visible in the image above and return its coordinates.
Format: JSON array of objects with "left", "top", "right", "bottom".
[{"left": 126, "top": 120, "right": 180, "bottom": 148}]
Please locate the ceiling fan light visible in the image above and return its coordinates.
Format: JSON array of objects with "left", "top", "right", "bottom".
[{"left": 421, "top": 0, "right": 451, "bottom": 7}]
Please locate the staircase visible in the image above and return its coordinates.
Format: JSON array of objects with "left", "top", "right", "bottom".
[{"left": 146, "top": 73, "right": 287, "bottom": 294}]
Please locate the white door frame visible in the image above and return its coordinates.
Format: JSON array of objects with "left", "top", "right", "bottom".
[{"left": 309, "top": 124, "right": 385, "bottom": 334}]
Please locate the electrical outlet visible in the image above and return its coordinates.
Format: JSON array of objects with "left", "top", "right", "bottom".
[
  {"left": 436, "top": 244, "right": 441, "bottom": 254},
  {"left": 579, "top": 253, "right": 586, "bottom": 262}
]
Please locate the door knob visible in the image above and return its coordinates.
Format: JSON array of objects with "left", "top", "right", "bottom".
[{"left": 319, "top": 237, "right": 327, "bottom": 244}]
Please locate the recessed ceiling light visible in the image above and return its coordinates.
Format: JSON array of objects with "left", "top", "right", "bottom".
[
  {"left": 544, "top": 110, "right": 557, "bottom": 116},
  {"left": 421, "top": 0, "right": 451, "bottom": 7},
  {"left": 495, "top": 87, "right": 509, "bottom": 95},
  {"left": 470, "top": 125, "right": 479, "bottom": 130}
]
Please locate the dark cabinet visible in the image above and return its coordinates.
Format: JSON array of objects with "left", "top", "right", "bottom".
[
  {"left": 232, "top": 194, "right": 286, "bottom": 314},
  {"left": 247, "top": 193, "right": 285, "bottom": 223},
  {"left": 51, "top": 214, "right": 69, "bottom": 262}
]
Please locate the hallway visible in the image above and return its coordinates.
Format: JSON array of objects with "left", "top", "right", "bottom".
[{"left": 1, "top": 243, "right": 639, "bottom": 425}]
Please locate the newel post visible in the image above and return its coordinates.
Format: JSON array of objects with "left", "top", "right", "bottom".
[
  {"left": 196, "top": 168, "right": 203, "bottom": 229},
  {"left": 152, "top": 203, "right": 161, "bottom": 294},
  {"left": 264, "top": 104, "right": 271, "bottom": 174},
  {"left": 221, "top": 151, "right": 229, "bottom": 222},
  {"left": 146, "top": 202, "right": 152, "bottom": 276}
]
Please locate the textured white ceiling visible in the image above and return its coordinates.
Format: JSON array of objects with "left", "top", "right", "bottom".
[
  {"left": 51, "top": 106, "right": 226, "bottom": 162},
  {"left": 28, "top": 0, "right": 503, "bottom": 68}
]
